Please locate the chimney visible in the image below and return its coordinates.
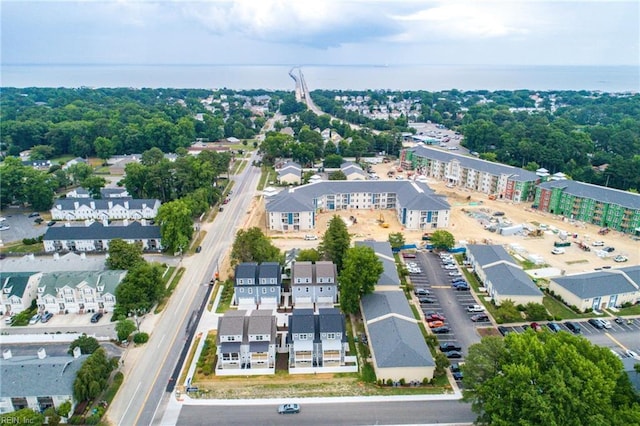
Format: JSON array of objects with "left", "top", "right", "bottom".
[
  {"left": 2, "top": 349, "right": 12, "bottom": 360},
  {"left": 74, "top": 201, "right": 79, "bottom": 210},
  {"left": 73, "top": 346, "right": 82, "bottom": 358},
  {"left": 123, "top": 219, "right": 129, "bottom": 227},
  {"left": 141, "top": 219, "right": 147, "bottom": 226},
  {"left": 90, "top": 201, "right": 95, "bottom": 209},
  {"left": 103, "top": 218, "right": 108, "bottom": 227},
  {"left": 108, "top": 201, "right": 113, "bottom": 209},
  {"left": 85, "top": 219, "right": 92, "bottom": 227},
  {"left": 124, "top": 201, "right": 129, "bottom": 209},
  {"left": 37, "top": 347, "right": 47, "bottom": 359}
]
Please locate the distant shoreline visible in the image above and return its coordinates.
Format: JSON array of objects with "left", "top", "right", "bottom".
[{"left": 2, "top": 64, "right": 638, "bottom": 92}]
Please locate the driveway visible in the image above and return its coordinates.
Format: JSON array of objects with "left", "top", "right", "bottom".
[{"left": 0, "top": 209, "right": 46, "bottom": 244}]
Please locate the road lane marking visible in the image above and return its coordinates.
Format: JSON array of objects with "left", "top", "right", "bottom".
[
  {"left": 119, "top": 381, "right": 141, "bottom": 426},
  {"left": 157, "top": 335, "right": 165, "bottom": 348},
  {"left": 604, "top": 332, "right": 628, "bottom": 351}
]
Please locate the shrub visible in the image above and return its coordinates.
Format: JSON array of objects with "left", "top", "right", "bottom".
[
  {"left": 422, "top": 377, "right": 430, "bottom": 386},
  {"left": 68, "top": 415, "right": 85, "bottom": 425},
  {"left": 201, "top": 364, "right": 213, "bottom": 376},
  {"left": 386, "top": 378, "right": 393, "bottom": 386},
  {"left": 133, "top": 332, "right": 149, "bottom": 344},
  {"left": 399, "top": 378, "right": 406, "bottom": 386},
  {"left": 361, "top": 362, "right": 377, "bottom": 383}
]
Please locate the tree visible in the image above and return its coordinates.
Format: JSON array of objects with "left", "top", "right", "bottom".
[
  {"left": 43, "top": 407, "right": 61, "bottom": 426},
  {"left": 321, "top": 215, "right": 351, "bottom": 272},
  {"left": 156, "top": 199, "right": 194, "bottom": 254},
  {"left": 494, "top": 299, "right": 523, "bottom": 323},
  {"left": 524, "top": 302, "right": 550, "bottom": 321},
  {"left": 328, "top": 170, "right": 347, "bottom": 180},
  {"left": 463, "top": 332, "right": 640, "bottom": 425},
  {"left": 66, "top": 162, "right": 93, "bottom": 185},
  {"left": 68, "top": 334, "right": 100, "bottom": 355},
  {"left": 430, "top": 230, "right": 455, "bottom": 250},
  {"left": 114, "top": 262, "right": 165, "bottom": 316},
  {"left": 230, "top": 227, "right": 282, "bottom": 266},
  {"left": 434, "top": 352, "right": 450, "bottom": 376},
  {"left": 56, "top": 400, "right": 72, "bottom": 418},
  {"left": 323, "top": 154, "right": 343, "bottom": 168},
  {"left": 116, "top": 319, "right": 138, "bottom": 342},
  {"left": 296, "top": 248, "right": 321, "bottom": 262},
  {"left": 81, "top": 175, "right": 107, "bottom": 198},
  {"left": 106, "top": 239, "right": 144, "bottom": 270},
  {"left": 388, "top": 232, "right": 405, "bottom": 250},
  {"left": 73, "top": 347, "right": 114, "bottom": 402},
  {"left": 339, "top": 245, "right": 383, "bottom": 314},
  {"left": 94, "top": 136, "right": 116, "bottom": 164}
]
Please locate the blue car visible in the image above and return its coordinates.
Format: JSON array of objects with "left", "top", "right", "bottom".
[{"left": 546, "top": 322, "right": 561, "bottom": 333}]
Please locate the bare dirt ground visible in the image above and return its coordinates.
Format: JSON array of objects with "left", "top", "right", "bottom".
[{"left": 248, "top": 161, "right": 638, "bottom": 276}]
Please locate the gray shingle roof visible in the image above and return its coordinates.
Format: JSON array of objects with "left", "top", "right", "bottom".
[
  {"left": 361, "top": 291, "right": 413, "bottom": 321},
  {"left": 248, "top": 310, "right": 275, "bottom": 336},
  {"left": 356, "top": 241, "right": 400, "bottom": 287},
  {"left": 367, "top": 316, "right": 434, "bottom": 368},
  {"left": 235, "top": 263, "right": 257, "bottom": 284},
  {"left": 0, "top": 354, "right": 88, "bottom": 398},
  {"left": 289, "top": 308, "right": 315, "bottom": 334},
  {"left": 409, "top": 145, "right": 540, "bottom": 182},
  {"left": 52, "top": 198, "right": 159, "bottom": 211},
  {"left": 483, "top": 263, "right": 543, "bottom": 297},
  {"left": 318, "top": 308, "right": 344, "bottom": 335},
  {"left": 467, "top": 244, "right": 515, "bottom": 267},
  {"left": 43, "top": 222, "right": 161, "bottom": 241},
  {"left": 217, "top": 310, "right": 247, "bottom": 338},
  {"left": 258, "top": 262, "right": 281, "bottom": 284},
  {"left": 265, "top": 180, "right": 450, "bottom": 213},
  {"left": 538, "top": 180, "right": 640, "bottom": 209},
  {"left": 553, "top": 269, "right": 640, "bottom": 299}
]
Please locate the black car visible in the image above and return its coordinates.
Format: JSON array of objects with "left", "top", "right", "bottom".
[
  {"left": 195, "top": 246, "right": 202, "bottom": 253},
  {"left": 452, "top": 371, "right": 464, "bottom": 380},
  {"left": 28, "top": 212, "right": 40, "bottom": 218},
  {"left": 47, "top": 221, "right": 56, "bottom": 227},
  {"left": 565, "top": 321, "right": 581, "bottom": 334},
  {"left": 90, "top": 312, "right": 103, "bottom": 323},
  {"left": 419, "top": 297, "right": 437, "bottom": 304},
  {"left": 470, "top": 314, "right": 489, "bottom": 322},
  {"left": 414, "top": 288, "right": 430, "bottom": 296},
  {"left": 439, "top": 342, "right": 462, "bottom": 352},
  {"left": 445, "top": 350, "right": 463, "bottom": 359},
  {"left": 588, "top": 318, "right": 604, "bottom": 329},
  {"left": 431, "top": 326, "right": 450, "bottom": 334},
  {"left": 602, "top": 247, "right": 615, "bottom": 253},
  {"left": 451, "top": 278, "right": 467, "bottom": 284},
  {"left": 450, "top": 363, "right": 461, "bottom": 372},
  {"left": 455, "top": 285, "right": 470, "bottom": 291},
  {"left": 497, "top": 326, "right": 511, "bottom": 336}
]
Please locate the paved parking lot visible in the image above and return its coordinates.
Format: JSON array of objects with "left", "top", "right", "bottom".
[
  {"left": 407, "top": 251, "right": 485, "bottom": 383},
  {"left": 499, "top": 319, "right": 640, "bottom": 360},
  {"left": 0, "top": 209, "right": 48, "bottom": 243}
]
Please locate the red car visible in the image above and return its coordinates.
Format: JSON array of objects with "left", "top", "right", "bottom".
[
  {"left": 426, "top": 313, "right": 446, "bottom": 322},
  {"left": 530, "top": 322, "right": 542, "bottom": 331}
]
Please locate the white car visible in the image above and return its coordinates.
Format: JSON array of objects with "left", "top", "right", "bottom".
[
  {"left": 0, "top": 225, "right": 9, "bottom": 231},
  {"left": 303, "top": 235, "right": 318, "bottom": 241},
  {"left": 29, "top": 314, "right": 41, "bottom": 325},
  {"left": 551, "top": 248, "right": 565, "bottom": 255},
  {"left": 600, "top": 319, "right": 612, "bottom": 329},
  {"left": 591, "top": 241, "right": 605, "bottom": 247},
  {"left": 467, "top": 304, "right": 485, "bottom": 313},
  {"left": 449, "top": 271, "right": 462, "bottom": 277},
  {"left": 626, "top": 350, "right": 640, "bottom": 360},
  {"left": 444, "top": 264, "right": 457, "bottom": 270},
  {"left": 614, "top": 255, "right": 628, "bottom": 263}
]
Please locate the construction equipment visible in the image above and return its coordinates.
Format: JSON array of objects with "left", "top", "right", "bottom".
[
  {"left": 528, "top": 229, "right": 544, "bottom": 237},
  {"left": 378, "top": 213, "right": 389, "bottom": 228},
  {"left": 598, "top": 227, "right": 610, "bottom": 235},
  {"left": 488, "top": 194, "right": 497, "bottom": 200},
  {"left": 577, "top": 241, "right": 591, "bottom": 252}
]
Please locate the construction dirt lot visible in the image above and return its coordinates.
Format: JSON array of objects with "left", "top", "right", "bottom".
[{"left": 240, "top": 160, "right": 639, "bottom": 278}]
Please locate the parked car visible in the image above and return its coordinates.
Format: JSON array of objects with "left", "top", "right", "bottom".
[
  {"left": 546, "top": 322, "right": 561, "bottom": 333},
  {"left": 4, "top": 315, "right": 16, "bottom": 325},
  {"left": 195, "top": 246, "right": 202, "bottom": 253},
  {"left": 452, "top": 371, "right": 464, "bottom": 380},
  {"left": 493, "top": 211, "right": 505, "bottom": 217},
  {"left": 439, "top": 342, "right": 462, "bottom": 352},
  {"left": 467, "top": 304, "right": 485, "bottom": 312},
  {"left": 614, "top": 255, "right": 628, "bottom": 263},
  {"left": 34, "top": 217, "right": 44, "bottom": 224},
  {"left": 428, "top": 320, "right": 445, "bottom": 328},
  {"left": 455, "top": 285, "right": 470, "bottom": 291},
  {"left": 29, "top": 314, "right": 41, "bottom": 325},
  {"left": 451, "top": 278, "right": 467, "bottom": 284},
  {"left": 0, "top": 225, "right": 10, "bottom": 231},
  {"left": 497, "top": 326, "right": 511, "bottom": 336},
  {"left": 602, "top": 246, "right": 615, "bottom": 253},
  {"left": 445, "top": 350, "right": 463, "bottom": 359},
  {"left": 599, "top": 319, "right": 612, "bottom": 329},
  {"left": 90, "top": 312, "right": 103, "bottom": 323},
  {"left": 425, "top": 312, "right": 445, "bottom": 321},
  {"left": 414, "top": 288, "right": 430, "bottom": 296},
  {"left": 431, "top": 326, "right": 450, "bottom": 334},
  {"left": 470, "top": 314, "right": 489, "bottom": 322},
  {"left": 28, "top": 212, "right": 40, "bottom": 218},
  {"left": 565, "top": 321, "right": 581, "bottom": 334},
  {"left": 551, "top": 247, "right": 565, "bottom": 255},
  {"left": 304, "top": 234, "right": 318, "bottom": 241},
  {"left": 450, "top": 363, "right": 461, "bottom": 372},
  {"left": 530, "top": 322, "right": 542, "bottom": 331},
  {"left": 47, "top": 221, "right": 56, "bottom": 226},
  {"left": 448, "top": 271, "right": 462, "bottom": 277},
  {"left": 588, "top": 318, "right": 604, "bottom": 329},
  {"left": 419, "top": 297, "right": 437, "bottom": 304},
  {"left": 626, "top": 350, "right": 640, "bottom": 360},
  {"left": 443, "top": 264, "right": 457, "bottom": 270},
  {"left": 614, "top": 317, "right": 625, "bottom": 324},
  {"left": 41, "top": 312, "right": 53, "bottom": 323},
  {"left": 591, "top": 241, "right": 604, "bottom": 246},
  {"left": 278, "top": 404, "right": 300, "bottom": 414}
]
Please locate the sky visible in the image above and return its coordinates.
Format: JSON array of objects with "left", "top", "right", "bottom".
[{"left": 1, "top": 0, "right": 638, "bottom": 66}]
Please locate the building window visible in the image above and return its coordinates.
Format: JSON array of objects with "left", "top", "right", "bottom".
[
  {"left": 305, "top": 287, "right": 309, "bottom": 293},
  {"left": 255, "top": 335, "right": 264, "bottom": 341},
  {"left": 319, "top": 287, "right": 323, "bottom": 292},
  {"left": 239, "top": 288, "right": 244, "bottom": 293},
  {"left": 228, "top": 336, "right": 235, "bottom": 342},
  {"left": 299, "top": 334, "right": 307, "bottom": 340},
  {"left": 238, "top": 279, "right": 244, "bottom": 284},
  {"left": 270, "top": 287, "right": 275, "bottom": 292},
  {"left": 262, "top": 288, "right": 267, "bottom": 294},
  {"left": 326, "top": 333, "right": 335, "bottom": 339}
]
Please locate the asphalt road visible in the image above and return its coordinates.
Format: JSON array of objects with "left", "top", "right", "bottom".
[
  {"left": 107, "top": 152, "right": 262, "bottom": 426},
  {"left": 177, "top": 400, "right": 476, "bottom": 426},
  {"left": 0, "top": 209, "right": 46, "bottom": 243}
]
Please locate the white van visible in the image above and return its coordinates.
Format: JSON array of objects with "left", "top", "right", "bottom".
[{"left": 304, "top": 235, "right": 318, "bottom": 241}]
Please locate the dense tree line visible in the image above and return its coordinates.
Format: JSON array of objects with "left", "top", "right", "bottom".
[{"left": 73, "top": 347, "right": 115, "bottom": 402}]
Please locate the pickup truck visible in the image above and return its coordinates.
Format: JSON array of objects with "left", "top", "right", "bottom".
[{"left": 467, "top": 304, "right": 485, "bottom": 313}]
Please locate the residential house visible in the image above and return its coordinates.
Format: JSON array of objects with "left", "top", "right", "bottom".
[
  {"left": 401, "top": 145, "right": 540, "bottom": 202},
  {"left": 548, "top": 266, "right": 640, "bottom": 312},
  {"left": 265, "top": 180, "right": 450, "bottom": 232},
  {"left": 340, "top": 162, "right": 367, "bottom": 180},
  {"left": 50, "top": 198, "right": 160, "bottom": 221},
  {"left": 360, "top": 291, "right": 435, "bottom": 382},
  {"left": 43, "top": 221, "right": 162, "bottom": 253},
  {"left": 277, "top": 161, "right": 302, "bottom": 185},
  {"left": 216, "top": 310, "right": 277, "bottom": 374},
  {"left": 291, "top": 261, "right": 338, "bottom": 308},
  {"left": 36, "top": 270, "right": 126, "bottom": 314},
  {"left": 287, "top": 308, "right": 349, "bottom": 369},
  {"left": 0, "top": 272, "right": 41, "bottom": 315},
  {"left": 466, "top": 244, "right": 544, "bottom": 306},
  {"left": 0, "top": 347, "right": 87, "bottom": 415},
  {"left": 232, "top": 262, "right": 282, "bottom": 309},
  {"left": 534, "top": 180, "right": 640, "bottom": 235},
  {"left": 61, "top": 157, "right": 88, "bottom": 170}
]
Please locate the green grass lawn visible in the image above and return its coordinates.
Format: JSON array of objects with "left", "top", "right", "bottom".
[
  {"left": 257, "top": 165, "right": 276, "bottom": 190},
  {"left": 542, "top": 295, "right": 595, "bottom": 320},
  {"left": 614, "top": 304, "right": 640, "bottom": 316}
]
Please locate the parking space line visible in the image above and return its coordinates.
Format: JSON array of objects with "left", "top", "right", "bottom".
[{"left": 605, "top": 332, "right": 629, "bottom": 351}]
